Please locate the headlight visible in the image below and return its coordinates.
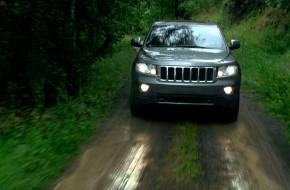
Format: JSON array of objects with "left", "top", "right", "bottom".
[
  {"left": 217, "top": 66, "right": 238, "bottom": 77},
  {"left": 136, "top": 63, "right": 157, "bottom": 75}
]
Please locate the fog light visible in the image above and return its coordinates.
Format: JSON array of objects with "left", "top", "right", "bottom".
[
  {"left": 140, "top": 84, "right": 149, "bottom": 92},
  {"left": 224, "top": 86, "right": 233, "bottom": 95}
]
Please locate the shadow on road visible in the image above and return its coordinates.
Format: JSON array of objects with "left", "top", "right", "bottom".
[{"left": 137, "top": 104, "right": 236, "bottom": 124}]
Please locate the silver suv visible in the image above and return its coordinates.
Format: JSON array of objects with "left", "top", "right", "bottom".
[{"left": 130, "top": 21, "right": 241, "bottom": 121}]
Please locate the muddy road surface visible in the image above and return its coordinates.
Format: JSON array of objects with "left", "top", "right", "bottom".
[{"left": 53, "top": 89, "right": 290, "bottom": 190}]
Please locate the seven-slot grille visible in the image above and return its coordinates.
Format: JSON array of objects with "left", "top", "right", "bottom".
[{"left": 159, "top": 66, "right": 216, "bottom": 83}]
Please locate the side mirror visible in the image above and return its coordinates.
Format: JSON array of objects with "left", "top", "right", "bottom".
[
  {"left": 229, "top": 39, "right": 240, "bottom": 50},
  {"left": 131, "top": 37, "right": 143, "bottom": 47}
]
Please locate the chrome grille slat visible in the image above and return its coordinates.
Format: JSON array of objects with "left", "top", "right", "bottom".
[{"left": 159, "top": 66, "right": 215, "bottom": 83}]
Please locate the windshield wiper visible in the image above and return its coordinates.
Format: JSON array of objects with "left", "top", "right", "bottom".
[
  {"left": 146, "top": 44, "right": 169, "bottom": 47},
  {"left": 178, "top": 45, "right": 208, "bottom": 49}
]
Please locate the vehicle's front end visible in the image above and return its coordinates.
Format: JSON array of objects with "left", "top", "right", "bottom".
[{"left": 130, "top": 21, "right": 241, "bottom": 120}]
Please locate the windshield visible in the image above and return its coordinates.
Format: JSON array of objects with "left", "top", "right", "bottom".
[{"left": 145, "top": 24, "right": 226, "bottom": 49}]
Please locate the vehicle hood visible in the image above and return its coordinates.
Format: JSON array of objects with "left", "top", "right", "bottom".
[{"left": 138, "top": 47, "right": 234, "bottom": 64}]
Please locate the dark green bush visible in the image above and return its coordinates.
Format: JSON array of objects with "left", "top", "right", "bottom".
[
  {"left": 265, "top": 0, "right": 290, "bottom": 11},
  {"left": 263, "top": 28, "right": 290, "bottom": 54},
  {"left": 222, "top": 0, "right": 266, "bottom": 22},
  {"left": 178, "top": 0, "right": 219, "bottom": 19}
]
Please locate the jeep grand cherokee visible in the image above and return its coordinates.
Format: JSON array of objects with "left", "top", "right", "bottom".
[{"left": 130, "top": 21, "right": 241, "bottom": 121}]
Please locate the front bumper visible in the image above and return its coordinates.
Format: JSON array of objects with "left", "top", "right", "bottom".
[{"left": 132, "top": 75, "right": 240, "bottom": 108}]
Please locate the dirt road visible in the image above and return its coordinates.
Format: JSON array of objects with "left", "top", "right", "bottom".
[{"left": 53, "top": 88, "right": 290, "bottom": 190}]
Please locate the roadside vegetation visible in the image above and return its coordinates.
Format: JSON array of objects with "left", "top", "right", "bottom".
[
  {"left": 0, "top": 38, "right": 135, "bottom": 189},
  {"left": 233, "top": 13, "right": 290, "bottom": 139},
  {"left": 0, "top": 0, "right": 289, "bottom": 188}
]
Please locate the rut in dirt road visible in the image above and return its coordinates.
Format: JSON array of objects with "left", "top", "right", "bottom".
[
  {"left": 53, "top": 93, "right": 175, "bottom": 190},
  {"left": 53, "top": 90, "right": 290, "bottom": 190},
  {"left": 198, "top": 93, "right": 290, "bottom": 190}
]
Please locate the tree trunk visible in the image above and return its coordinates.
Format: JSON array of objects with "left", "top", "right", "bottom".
[
  {"left": 65, "top": 0, "right": 78, "bottom": 97},
  {"left": 174, "top": 0, "right": 179, "bottom": 18}
]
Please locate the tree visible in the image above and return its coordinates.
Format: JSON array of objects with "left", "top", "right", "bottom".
[{"left": 0, "top": 0, "right": 138, "bottom": 109}]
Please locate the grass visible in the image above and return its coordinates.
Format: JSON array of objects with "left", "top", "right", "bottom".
[
  {"left": 0, "top": 36, "right": 136, "bottom": 189},
  {"left": 162, "top": 121, "right": 201, "bottom": 184}
]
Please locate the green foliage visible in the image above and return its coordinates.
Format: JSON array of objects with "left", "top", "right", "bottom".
[
  {"left": 130, "top": 0, "right": 182, "bottom": 34},
  {"left": 221, "top": 0, "right": 266, "bottom": 22},
  {"left": 225, "top": 15, "right": 290, "bottom": 137},
  {"left": 0, "top": 0, "right": 138, "bottom": 109},
  {"left": 221, "top": 0, "right": 289, "bottom": 23},
  {"left": 263, "top": 28, "right": 290, "bottom": 54},
  {"left": 0, "top": 37, "right": 135, "bottom": 189},
  {"left": 0, "top": 102, "right": 99, "bottom": 189},
  {"left": 265, "top": 0, "right": 290, "bottom": 10},
  {"left": 131, "top": 0, "right": 221, "bottom": 34},
  {"left": 179, "top": 0, "right": 219, "bottom": 19}
]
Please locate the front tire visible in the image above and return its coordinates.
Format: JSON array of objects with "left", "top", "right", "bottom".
[
  {"left": 224, "top": 97, "right": 240, "bottom": 122},
  {"left": 130, "top": 88, "right": 142, "bottom": 116}
]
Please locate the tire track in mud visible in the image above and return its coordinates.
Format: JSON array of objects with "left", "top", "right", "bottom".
[
  {"left": 53, "top": 88, "right": 175, "bottom": 190},
  {"left": 198, "top": 93, "right": 290, "bottom": 190}
]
